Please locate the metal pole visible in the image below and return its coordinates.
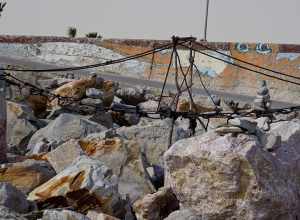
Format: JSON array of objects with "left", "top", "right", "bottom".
[
  {"left": 204, "top": 0, "right": 210, "bottom": 41},
  {"left": 0, "top": 66, "right": 7, "bottom": 163}
]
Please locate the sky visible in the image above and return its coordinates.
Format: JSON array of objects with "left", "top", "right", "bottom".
[{"left": 0, "top": 0, "right": 300, "bottom": 44}]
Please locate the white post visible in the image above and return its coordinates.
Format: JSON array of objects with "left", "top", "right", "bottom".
[{"left": 0, "top": 66, "right": 7, "bottom": 163}]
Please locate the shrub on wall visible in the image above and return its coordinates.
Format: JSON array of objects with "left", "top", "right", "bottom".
[{"left": 67, "top": 27, "right": 77, "bottom": 38}]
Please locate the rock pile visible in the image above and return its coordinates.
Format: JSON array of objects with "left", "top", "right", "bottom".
[{"left": 3, "top": 74, "right": 300, "bottom": 220}]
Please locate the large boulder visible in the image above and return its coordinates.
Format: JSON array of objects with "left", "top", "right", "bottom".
[
  {"left": 0, "top": 182, "right": 35, "bottom": 213},
  {"left": 45, "top": 139, "right": 85, "bottom": 173},
  {"left": 42, "top": 209, "right": 91, "bottom": 220},
  {"left": 79, "top": 135, "right": 152, "bottom": 201},
  {"left": 164, "top": 128, "right": 300, "bottom": 220},
  {"left": 27, "top": 113, "right": 107, "bottom": 151},
  {"left": 6, "top": 101, "right": 43, "bottom": 153},
  {"left": 117, "top": 119, "right": 189, "bottom": 166},
  {"left": 0, "top": 159, "right": 56, "bottom": 194},
  {"left": 28, "top": 156, "right": 125, "bottom": 218}
]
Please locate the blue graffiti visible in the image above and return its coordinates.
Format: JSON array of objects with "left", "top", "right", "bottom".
[
  {"left": 198, "top": 66, "right": 218, "bottom": 77},
  {"left": 256, "top": 43, "right": 272, "bottom": 54},
  {"left": 236, "top": 43, "right": 249, "bottom": 53}
]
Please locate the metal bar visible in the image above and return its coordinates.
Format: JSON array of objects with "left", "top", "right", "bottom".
[
  {"left": 0, "top": 66, "right": 7, "bottom": 163},
  {"left": 204, "top": 0, "right": 210, "bottom": 41}
]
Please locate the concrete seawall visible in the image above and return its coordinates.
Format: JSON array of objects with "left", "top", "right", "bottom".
[{"left": 1, "top": 35, "right": 300, "bottom": 103}]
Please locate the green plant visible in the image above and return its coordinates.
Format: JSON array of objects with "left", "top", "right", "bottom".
[
  {"left": 86, "top": 32, "right": 102, "bottom": 40},
  {"left": 86, "top": 32, "right": 98, "bottom": 38},
  {"left": 67, "top": 27, "right": 77, "bottom": 38}
]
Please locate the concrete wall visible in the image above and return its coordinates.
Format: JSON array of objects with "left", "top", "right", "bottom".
[{"left": 1, "top": 35, "right": 300, "bottom": 103}]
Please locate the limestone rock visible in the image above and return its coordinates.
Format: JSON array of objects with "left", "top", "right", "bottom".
[
  {"left": 6, "top": 101, "right": 41, "bottom": 153},
  {"left": 86, "top": 88, "right": 104, "bottom": 99},
  {"left": 0, "top": 159, "right": 56, "bottom": 194},
  {"left": 45, "top": 139, "right": 85, "bottom": 173},
  {"left": 164, "top": 131, "right": 300, "bottom": 220},
  {"left": 229, "top": 117, "right": 258, "bottom": 134},
  {"left": 0, "top": 206, "right": 27, "bottom": 220},
  {"left": 89, "top": 111, "right": 113, "bottom": 129},
  {"left": 138, "top": 100, "right": 159, "bottom": 113},
  {"left": 26, "top": 95, "right": 48, "bottom": 116},
  {"left": 87, "top": 210, "right": 120, "bottom": 220},
  {"left": 117, "top": 119, "right": 189, "bottom": 166},
  {"left": 116, "top": 87, "right": 146, "bottom": 105},
  {"left": 112, "top": 112, "right": 140, "bottom": 127},
  {"left": 215, "top": 125, "right": 243, "bottom": 135},
  {"left": 42, "top": 209, "right": 91, "bottom": 220},
  {"left": 52, "top": 76, "right": 103, "bottom": 102},
  {"left": 81, "top": 98, "right": 103, "bottom": 108},
  {"left": 27, "top": 113, "right": 107, "bottom": 151},
  {"left": 37, "top": 78, "right": 58, "bottom": 89},
  {"left": 164, "top": 209, "right": 201, "bottom": 220},
  {"left": 79, "top": 136, "right": 152, "bottom": 201},
  {"left": 0, "top": 182, "right": 34, "bottom": 213},
  {"left": 28, "top": 156, "right": 125, "bottom": 218},
  {"left": 133, "top": 187, "right": 179, "bottom": 220},
  {"left": 177, "top": 99, "right": 215, "bottom": 113},
  {"left": 79, "top": 137, "right": 127, "bottom": 176}
]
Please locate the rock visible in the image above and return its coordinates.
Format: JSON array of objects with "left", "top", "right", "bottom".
[
  {"left": 6, "top": 101, "right": 41, "bottom": 153},
  {"left": 86, "top": 88, "right": 104, "bottom": 99},
  {"left": 28, "top": 113, "right": 107, "bottom": 151},
  {"left": 0, "top": 159, "right": 56, "bottom": 194},
  {"left": 257, "top": 86, "right": 269, "bottom": 96},
  {"left": 52, "top": 76, "right": 104, "bottom": 103},
  {"left": 101, "top": 80, "right": 118, "bottom": 107},
  {"left": 256, "top": 117, "right": 270, "bottom": 130},
  {"left": 89, "top": 111, "right": 113, "bottom": 129},
  {"left": 45, "top": 139, "right": 85, "bottom": 173},
  {"left": 111, "top": 109, "right": 141, "bottom": 127},
  {"left": 37, "top": 78, "right": 58, "bottom": 89},
  {"left": 0, "top": 182, "right": 34, "bottom": 213},
  {"left": 133, "top": 187, "right": 179, "bottom": 220},
  {"left": 259, "top": 132, "right": 281, "bottom": 152},
  {"left": 79, "top": 98, "right": 104, "bottom": 115},
  {"left": 229, "top": 117, "right": 258, "bottom": 134},
  {"left": 215, "top": 125, "right": 244, "bottom": 135},
  {"left": 81, "top": 98, "right": 103, "bottom": 108},
  {"left": 268, "top": 119, "right": 300, "bottom": 164},
  {"left": 117, "top": 119, "right": 189, "bottom": 166},
  {"left": 79, "top": 137, "right": 127, "bottom": 176},
  {"left": 164, "top": 209, "right": 201, "bottom": 220},
  {"left": 28, "top": 139, "right": 51, "bottom": 155},
  {"left": 116, "top": 87, "right": 146, "bottom": 105},
  {"left": 26, "top": 95, "right": 48, "bottom": 117},
  {"left": 177, "top": 99, "right": 214, "bottom": 113},
  {"left": 42, "top": 209, "right": 91, "bottom": 220},
  {"left": 138, "top": 100, "right": 159, "bottom": 113},
  {"left": 0, "top": 206, "right": 27, "bottom": 220},
  {"left": 28, "top": 156, "right": 125, "bottom": 218},
  {"left": 164, "top": 131, "right": 300, "bottom": 220},
  {"left": 79, "top": 135, "right": 152, "bottom": 201},
  {"left": 253, "top": 80, "right": 271, "bottom": 111},
  {"left": 87, "top": 210, "right": 120, "bottom": 220}
]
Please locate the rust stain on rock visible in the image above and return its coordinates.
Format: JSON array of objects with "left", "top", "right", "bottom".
[{"left": 79, "top": 138, "right": 122, "bottom": 156}]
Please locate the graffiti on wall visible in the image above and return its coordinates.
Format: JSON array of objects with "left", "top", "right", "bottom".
[{"left": 236, "top": 43, "right": 272, "bottom": 54}]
